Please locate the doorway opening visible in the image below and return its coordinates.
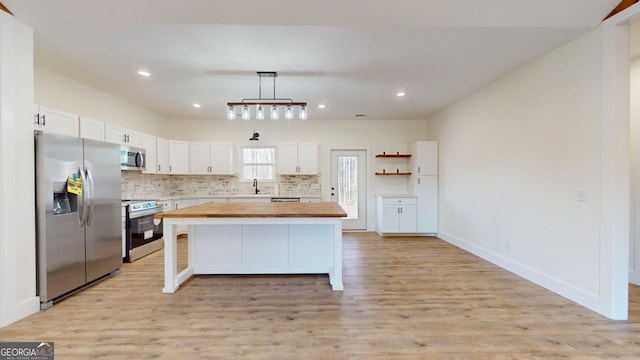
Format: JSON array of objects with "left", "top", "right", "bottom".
[{"left": 330, "top": 150, "right": 367, "bottom": 230}]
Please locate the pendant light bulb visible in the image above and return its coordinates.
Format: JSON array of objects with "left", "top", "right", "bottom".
[
  {"left": 256, "top": 104, "right": 265, "bottom": 120},
  {"left": 227, "top": 105, "right": 236, "bottom": 120},
  {"left": 285, "top": 104, "right": 293, "bottom": 120},
  {"left": 242, "top": 105, "right": 250, "bottom": 120},
  {"left": 270, "top": 105, "right": 279, "bottom": 120},
  {"left": 299, "top": 105, "right": 308, "bottom": 120}
]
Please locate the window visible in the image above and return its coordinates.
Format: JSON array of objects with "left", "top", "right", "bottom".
[{"left": 241, "top": 147, "right": 276, "bottom": 181}]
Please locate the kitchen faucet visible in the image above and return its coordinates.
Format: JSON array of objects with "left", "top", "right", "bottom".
[{"left": 253, "top": 178, "right": 259, "bottom": 194}]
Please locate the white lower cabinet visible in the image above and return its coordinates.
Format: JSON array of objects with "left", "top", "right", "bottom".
[
  {"left": 162, "top": 200, "right": 174, "bottom": 212},
  {"left": 230, "top": 197, "right": 271, "bottom": 203},
  {"left": 193, "top": 224, "right": 331, "bottom": 273},
  {"left": 376, "top": 195, "right": 417, "bottom": 235},
  {"left": 198, "top": 198, "right": 228, "bottom": 204}
]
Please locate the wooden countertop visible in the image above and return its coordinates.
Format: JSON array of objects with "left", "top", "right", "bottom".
[{"left": 155, "top": 202, "right": 347, "bottom": 219}]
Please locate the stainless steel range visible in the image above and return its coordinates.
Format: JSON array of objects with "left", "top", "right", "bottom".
[{"left": 124, "top": 200, "right": 164, "bottom": 262}]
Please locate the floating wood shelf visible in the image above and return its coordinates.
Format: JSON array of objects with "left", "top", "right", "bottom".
[
  {"left": 375, "top": 172, "right": 412, "bottom": 176},
  {"left": 375, "top": 154, "right": 412, "bottom": 158}
]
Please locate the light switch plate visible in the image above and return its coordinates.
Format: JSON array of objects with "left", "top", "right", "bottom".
[{"left": 577, "top": 190, "right": 587, "bottom": 202}]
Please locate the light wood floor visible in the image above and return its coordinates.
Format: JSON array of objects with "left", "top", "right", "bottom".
[{"left": 2, "top": 233, "right": 640, "bottom": 359}]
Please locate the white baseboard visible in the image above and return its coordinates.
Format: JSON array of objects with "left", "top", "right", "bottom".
[
  {"left": 437, "top": 231, "right": 609, "bottom": 318},
  {"left": 0, "top": 296, "right": 39, "bottom": 328}
]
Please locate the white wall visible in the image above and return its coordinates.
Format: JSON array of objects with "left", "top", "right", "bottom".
[
  {"left": 630, "top": 56, "right": 640, "bottom": 285},
  {"left": 426, "top": 24, "right": 629, "bottom": 319},
  {"left": 0, "top": 12, "right": 39, "bottom": 328},
  {"left": 34, "top": 65, "right": 168, "bottom": 134}
]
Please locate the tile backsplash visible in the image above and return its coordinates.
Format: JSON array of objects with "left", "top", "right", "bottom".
[{"left": 121, "top": 172, "right": 321, "bottom": 199}]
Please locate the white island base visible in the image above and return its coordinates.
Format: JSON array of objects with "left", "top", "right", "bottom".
[{"left": 162, "top": 217, "right": 344, "bottom": 293}]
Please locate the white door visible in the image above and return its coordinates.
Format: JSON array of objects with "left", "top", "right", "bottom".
[{"left": 330, "top": 150, "right": 367, "bottom": 230}]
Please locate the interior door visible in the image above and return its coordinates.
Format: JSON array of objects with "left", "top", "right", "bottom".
[{"left": 330, "top": 150, "right": 367, "bottom": 230}]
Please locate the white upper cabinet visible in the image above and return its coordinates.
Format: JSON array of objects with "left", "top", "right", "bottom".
[
  {"left": 189, "top": 142, "right": 210, "bottom": 174},
  {"left": 168, "top": 140, "right": 189, "bottom": 174},
  {"left": 409, "top": 141, "right": 438, "bottom": 176},
  {"left": 278, "top": 142, "right": 318, "bottom": 175},
  {"left": 105, "top": 124, "right": 143, "bottom": 148},
  {"left": 156, "top": 137, "right": 169, "bottom": 174},
  {"left": 189, "top": 142, "right": 234, "bottom": 175},
  {"left": 142, "top": 133, "right": 157, "bottom": 174},
  {"left": 34, "top": 105, "right": 79, "bottom": 137},
  {"left": 79, "top": 116, "right": 105, "bottom": 141},
  {"left": 210, "top": 142, "right": 234, "bottom": 174}
]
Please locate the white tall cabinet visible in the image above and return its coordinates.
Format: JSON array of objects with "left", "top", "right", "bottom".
[{"left": 408, "top": 141, "right": 438, "bottom": 234}]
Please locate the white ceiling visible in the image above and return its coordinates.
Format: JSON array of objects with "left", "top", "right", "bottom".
[{"left": 2, "top": 0, "right": 620, "bottom": 121}]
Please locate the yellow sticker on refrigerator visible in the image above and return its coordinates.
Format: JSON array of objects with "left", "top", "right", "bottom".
[{"left": 67, "top": 175, "right": 83, "bottom": 195}]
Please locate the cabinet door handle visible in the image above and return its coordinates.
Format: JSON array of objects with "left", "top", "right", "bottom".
[
  {"left": 418, "top": 178, "right": 421, "bottom": 185},
  {"left": 42, "top": 114, "right": 46, "bottom": 126},
  {"left": 169, "top": 165, "right": 172, "bottom": 173},
  {"left": 34, "top": 114, "right": 39, "bottom": 125},
  {"left": 158, "top": 164, "right": 161, "bottom": 172},
  {"left": 418, "top": 166, "right": 421, "bottom": 174}
]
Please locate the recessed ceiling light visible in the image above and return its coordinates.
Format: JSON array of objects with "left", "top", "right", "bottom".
[
  {"left": 137, "top": 70, "right": 151, "bottom": 77},
  {"left": 318, "top": 104, "right": 326, "bottom": 109},
  {"left": 396, "top": 92, "right": 406, "bottom": 97},
  {"left": 192, "top": 103, "right": 201, "bottom": 108}
]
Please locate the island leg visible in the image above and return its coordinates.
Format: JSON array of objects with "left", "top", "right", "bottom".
[
  {"left": 162, "top": 220, "right": 178, "bottom": 293},
  {"left": 330, "top": 219, "right": 344, "bottom": 291}
]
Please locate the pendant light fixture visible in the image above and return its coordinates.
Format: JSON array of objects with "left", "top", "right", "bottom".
[{"left": 227, "top": 72, "right": 307, "bottom": 120}]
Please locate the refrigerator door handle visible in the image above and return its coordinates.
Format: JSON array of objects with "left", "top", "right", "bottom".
[
  {"left": 85, "top": 167, "right": 95, "bottom": 226},
  {"left": 78, "top": 166, "right": 88, "bottom": 227}
]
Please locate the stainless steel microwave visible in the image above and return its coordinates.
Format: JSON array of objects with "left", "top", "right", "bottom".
[{"left": 120, "top": 146, "right": 146, "bottom": 171}]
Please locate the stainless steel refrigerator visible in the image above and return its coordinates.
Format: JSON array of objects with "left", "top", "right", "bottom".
[{"left": 35, "top": 131, "right": 122, "bottom": 308}]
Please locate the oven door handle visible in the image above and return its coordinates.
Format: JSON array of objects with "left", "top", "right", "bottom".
[{"left": 128, "top": 208, "right": 163, "bottom": 219}]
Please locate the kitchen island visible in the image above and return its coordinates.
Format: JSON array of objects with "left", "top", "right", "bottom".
[{"left": 155, "top": 202, "right": 347, "bottom": 293}]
